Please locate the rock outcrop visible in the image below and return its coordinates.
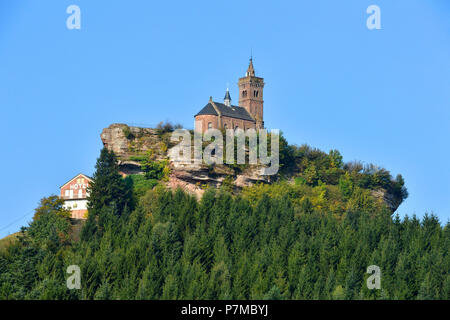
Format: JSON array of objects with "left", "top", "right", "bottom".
[
  {"left": 100, "top": 124, "right": 165, "bottom": 160},
  {"left": 100, "top": 124, "right": 270, "bottom": 197},
  {"left": 100, "top": 123, "right": 402, "bottom": 212},
  {"left": 370, "top": 189, "right": 403, "bottom": 213}
]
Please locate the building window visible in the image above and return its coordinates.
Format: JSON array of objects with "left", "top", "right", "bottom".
[
  {"left": 208, "top": 122, "right": 212, "bottom": 129},
  {"left": 78, "top": 189, "right": 83, "bottom": 198},
  {"left": 69, "top": 190, "right": 74, "bottom": 199},
  {"left": 242, "top": 90, "right": 247, "bottom": 98},
  {"left": 254, "top": 90, "right": 259, "bottom": 97},
  {"left": 65, "top": 190, "right": 70, "bottom": 198}
]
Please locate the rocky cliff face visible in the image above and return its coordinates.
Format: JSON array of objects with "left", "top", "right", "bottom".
[
  {"left": 370, "top": 189, "right": 403, "bottom": 213},
  {"left": 100, "top": 123, "right": 271, "bottom": 198},
  {"left": 100, "top": 123, "right": 402, "bottom": 212},
  {"left": 100, "top": 124, "right": 166, "bottom": 160}
]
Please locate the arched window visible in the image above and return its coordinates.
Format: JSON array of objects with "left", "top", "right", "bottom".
[
  {"left": 208, "top": 122, "right": 212, "bottom": 129},
  {"left": 254, "top": 90, "right": 258, "bottom": 97}
]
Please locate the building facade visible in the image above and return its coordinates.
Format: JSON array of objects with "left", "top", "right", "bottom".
[
  {"left": 60, "top": 173, "right": 92, "bottom": 219},
  {"left": 194, "top": 58, "right": 265, "bottom": 133}
]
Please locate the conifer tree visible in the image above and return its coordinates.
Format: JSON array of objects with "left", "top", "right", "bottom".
[{"left": 87, "top": 148, "right": 132, "bottom": 216}]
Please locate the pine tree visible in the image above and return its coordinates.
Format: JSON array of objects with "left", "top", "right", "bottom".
[
  {"left": 94, "top": 281, "right": 112, "bottom": 300},
  {"left": 136, "top": 258, "right": 163, "bottom": 299},
  {"left": 87, "top": 148, "right": 132, "bottom": 215},
  {"left": 161, "top": 274, "right": 179, "bottom": 299},
  {"left": 263, "top": 285, "right": 282, "bottom": 300}
]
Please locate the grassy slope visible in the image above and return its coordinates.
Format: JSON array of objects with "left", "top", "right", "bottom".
[
  {"left": 0, "top": 232, "right": 20, "bottom": 252},
  {"left": 0, "top": 219, "right": 84, "bottom": 252}
]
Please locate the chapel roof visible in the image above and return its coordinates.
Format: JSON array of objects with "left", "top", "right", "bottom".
[{"left": 195, "top": 101, "right": 255, "bottom": 122}]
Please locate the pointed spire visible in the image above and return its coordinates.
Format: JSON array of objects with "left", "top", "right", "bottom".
[
  {"left": 246, "top": 56, "right": 255, "bottom": 77},
  {"left": 224, "top": 87, "right": 231, "bottom": 106}
]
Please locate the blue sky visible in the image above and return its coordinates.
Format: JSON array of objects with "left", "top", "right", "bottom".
[{"left": 0, "top": 0, "right": 449, "bottom": 237}]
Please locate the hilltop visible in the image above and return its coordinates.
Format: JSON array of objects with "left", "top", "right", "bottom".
[
  {"left": 100, "top": 123, "right": 408, "bottom": 215},
  {"left": 0, "top": 140, "right": 446, "bottom": 300}
]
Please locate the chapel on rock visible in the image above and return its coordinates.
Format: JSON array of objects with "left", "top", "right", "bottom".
[{"left": 194, "top": 58, "right": 265, "bottom": 133}]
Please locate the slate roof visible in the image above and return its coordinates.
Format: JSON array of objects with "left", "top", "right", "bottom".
[{"left": 195, "top": 102, "right": 255, "bottom": 122}]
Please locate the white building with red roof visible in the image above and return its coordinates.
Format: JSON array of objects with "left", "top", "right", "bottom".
[{"left": 60, "top": 173, "right": 92, "bottom": 219}]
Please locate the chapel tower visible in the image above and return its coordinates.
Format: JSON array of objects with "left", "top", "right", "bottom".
[{"left": 238, "top": 58, "right": 265, "bottom": 128}]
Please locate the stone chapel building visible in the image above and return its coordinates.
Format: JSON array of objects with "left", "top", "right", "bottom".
[{"left": 194, "top": 58, "right": 265, "bottom": 133}]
